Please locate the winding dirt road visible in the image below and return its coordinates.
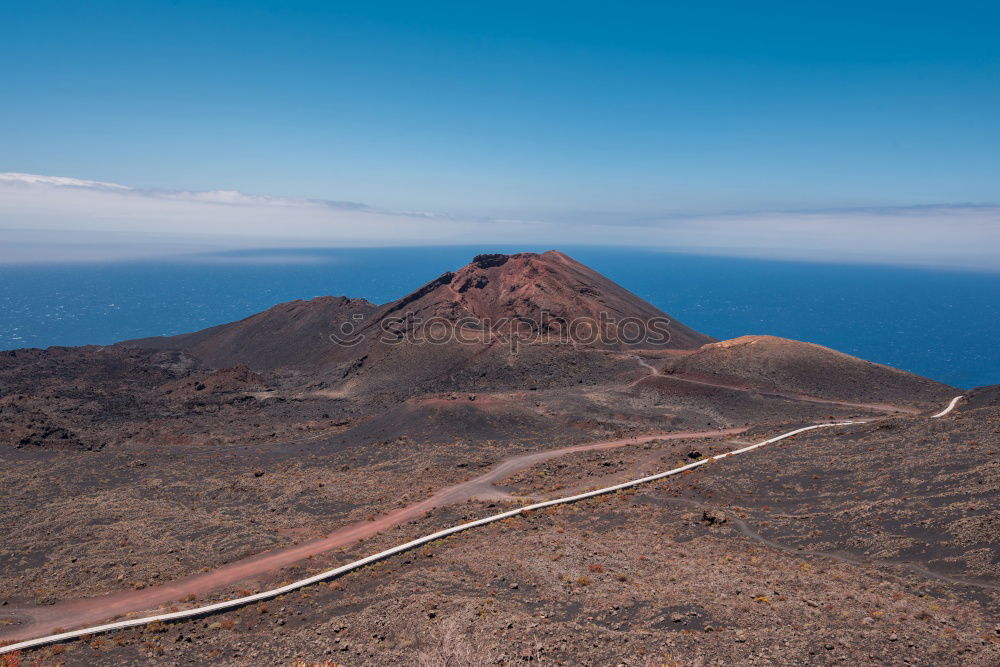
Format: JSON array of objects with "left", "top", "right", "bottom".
[{"left": 0, "top": 427, "right": 744, "bottom": 645}]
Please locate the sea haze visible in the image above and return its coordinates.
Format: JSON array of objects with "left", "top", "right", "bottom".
[{"left": 1, "top": 247, "right": 997, "bottom": 389}]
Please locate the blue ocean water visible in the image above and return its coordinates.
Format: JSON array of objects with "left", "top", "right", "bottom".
[{"left": 1, "top": 246, "right": 997, "bottom": 389}]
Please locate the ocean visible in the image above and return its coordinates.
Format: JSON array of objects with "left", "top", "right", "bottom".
[{"left": 1, "top": 246, "right": 997, "bottom": 389}]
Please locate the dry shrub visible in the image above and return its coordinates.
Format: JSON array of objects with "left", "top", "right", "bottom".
[
  {"left": 145, "top": 620, "right": 169, "bottom": 633},
  {"left": 417, "top": 615, "right": 500, "bottom": 667}
]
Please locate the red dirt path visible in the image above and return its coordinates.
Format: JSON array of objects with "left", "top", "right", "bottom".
[{"left": 0, "top": 428, "right": 744, "bottom": 642}]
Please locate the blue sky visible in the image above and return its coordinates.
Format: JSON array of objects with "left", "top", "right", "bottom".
[{"left": 1, "top": 1, "right": 998, "bottom": 265}]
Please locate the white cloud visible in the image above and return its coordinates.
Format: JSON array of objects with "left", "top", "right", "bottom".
[
  {"left": 648, "top": 206, "right": 1000, "bottom": 270},
  {"left": 0, "top": 172, "right": 997, "bottom": 270},
  {"left": 1, "top": 172, "right": 130, "bottom": 190},
  {"left": 0, "top": 172, "right": 363, "bottom": 209}
]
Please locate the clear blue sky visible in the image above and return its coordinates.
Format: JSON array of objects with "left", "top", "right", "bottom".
[{"left": 2, "top": 0, "right": 998, "bottom": 221}]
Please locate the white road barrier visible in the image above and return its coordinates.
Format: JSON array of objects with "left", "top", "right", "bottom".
[
  {"left": 930, "top": 395, "right": 963, "bottom": 418},
  {"left": 0, "top": 396, "right": 963, "bottom": 655}
]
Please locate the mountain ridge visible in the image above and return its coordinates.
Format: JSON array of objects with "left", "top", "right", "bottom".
[
  {"left": 120, "top": 250, "right": 955, "bottom": 407},
  {"left": 126, "top": 250, "right": 714, "bottom": 372}
]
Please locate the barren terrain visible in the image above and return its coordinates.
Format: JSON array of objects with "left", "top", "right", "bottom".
[{"left": 1, "top": 251, "right": 994, "bottom": 665}]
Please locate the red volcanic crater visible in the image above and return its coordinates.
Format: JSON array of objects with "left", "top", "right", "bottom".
[{"left": 362, "top": 250, "right": 713, "bottom": 350}]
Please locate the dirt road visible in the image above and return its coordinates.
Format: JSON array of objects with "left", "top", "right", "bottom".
[{"left": 0, "top": 427, "right": 744, "bottom": 644}]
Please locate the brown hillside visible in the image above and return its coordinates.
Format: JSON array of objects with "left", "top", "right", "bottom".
[{"left": 662, "top": 335, "right": 955, "bottom": 406}]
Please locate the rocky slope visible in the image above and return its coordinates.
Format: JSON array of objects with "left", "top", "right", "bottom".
[
  {"left": 660, "top": 335, "right": 955, "bottom": 407},
  {"left": 128, "top": 295, "right": 377, "bottom": 371}
]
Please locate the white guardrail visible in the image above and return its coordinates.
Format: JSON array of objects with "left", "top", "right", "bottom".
[
  {"left": 930, "top": 395, "right": 963, "bottom": 418},
  {"left": 0, "top": 396, "right": 963, "bottom": 655}
]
